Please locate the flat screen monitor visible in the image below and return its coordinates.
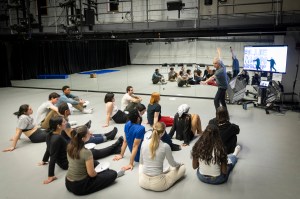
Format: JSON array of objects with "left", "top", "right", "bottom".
[{"left": 243, "top": 45, "right": 288, "bottom": 74}]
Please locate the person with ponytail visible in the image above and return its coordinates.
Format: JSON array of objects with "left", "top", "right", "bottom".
[
  {"left": 39, "top": 118, "right": 123, "bottom": 185},
  {"left": 65, "top": 125, "right": 117, "bottom": 195},
  {"left": 39, "top": 116, "right": 68, "bottom": 184},
  {"left": 139, "top": 122, "right": 186, "bottom": 191},
  {"left": 3, "top": 104, "right": 48, "bottom": 152},
  {"left": 191, "top": 124, "right": 241, "bottom": 185}
]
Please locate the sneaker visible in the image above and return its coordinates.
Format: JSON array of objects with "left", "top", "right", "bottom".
[
  {"left": 69, "top": 121, "right": 77, "bottom": 126},
  {"left": 82, "top": 109, "right": 93, "bottom": 114},
  {"left": 105, "top": 127, "right": 118, "bottom": 140},
  {"left": 234, "top": 145, "right": 242, "bottom": 156},
  {"left": 83, "top": 101, "right": 90, "bottom": 107},
  {"left": 85, "top": 120, "right": 92, "bottom": 129},
  {"left": 117, "top": 169, "right": 125, "bottom": 178},
  {"left": 186, "top": 84, "right": 191, "bottom": 87},
  {"left": 112, "top": 136, "right": 124, "bottom": 154}
]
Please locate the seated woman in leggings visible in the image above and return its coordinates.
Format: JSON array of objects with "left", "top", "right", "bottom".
[
  {"left": 3, "top": 104, "right": 47, "bottom": 152},
  {"left": 191, "top": 124, "right": 241, "bottom": 184},
  {"left": 65, "top": 125, "right": 118, "bottom": 195},
  {"left": 168, "top": 104, "right": 203, "bottom": 146},
  {"left": 139, "top": 122, "right": 186, "bottom": 191},
  {"left": 103, "top": 92, "right": 128, "bottom": 127}
]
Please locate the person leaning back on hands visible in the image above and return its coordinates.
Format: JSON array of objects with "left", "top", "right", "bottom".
[{"left": 113, "top": 109, "right": 145, "bottom": 171}]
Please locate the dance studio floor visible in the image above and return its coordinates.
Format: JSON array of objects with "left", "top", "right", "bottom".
[{"left": 1, "top": 65, "right": 299, "bottom": 199}]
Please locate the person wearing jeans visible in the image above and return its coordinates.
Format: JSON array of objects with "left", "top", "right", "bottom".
[{"left": 191, "top": 124, "right": 241, "bottom": 185}]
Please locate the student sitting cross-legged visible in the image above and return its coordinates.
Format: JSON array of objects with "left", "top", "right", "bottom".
[{"left": 139, "top": 122, "right": 186, "bottom": 192}]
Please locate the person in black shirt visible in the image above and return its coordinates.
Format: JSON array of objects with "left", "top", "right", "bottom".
[
  {"left": 39, "top": 116, "right": 68, "bottom": 184},
  {"left": 169, "top": 104, "right": 202, "bottom": 146},
  {"left": 208, "top": 106, "right": 239, "bottom": 154}
]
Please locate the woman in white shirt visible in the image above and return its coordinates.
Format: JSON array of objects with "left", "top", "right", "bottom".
[
  {"left": 191, "top": 124, "right": 241, "bottom": 184},
  {"left": 139, "top": 122, "right": 186, "bottom": 191},
  {"left": 3, "top": 104, "right": 47, "bottom": 152},
  {"left": 103, "top": 92, "right": 128, "bottom": 127}
]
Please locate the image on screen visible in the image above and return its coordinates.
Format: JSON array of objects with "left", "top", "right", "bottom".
[{"left": 243, "top": 45, "right": 288, "bottom": 74}]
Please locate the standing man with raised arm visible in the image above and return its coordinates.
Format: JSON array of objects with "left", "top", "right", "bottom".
[
  {"left": 230, "top": 46, "right": 240, "bottom": 78},
  {"left": 201, "top": 48, "right": 228, "bottom": 110},
  {"left": 121, "top": 86, "right": 142, "bottom": 111}
]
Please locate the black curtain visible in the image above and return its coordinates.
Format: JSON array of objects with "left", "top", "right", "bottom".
[
  {"left": 0, "top": 42, "right": 11, "bottom": 87},
  {"left": 9, "top": 40, "right": 130, "bottom": 80}
]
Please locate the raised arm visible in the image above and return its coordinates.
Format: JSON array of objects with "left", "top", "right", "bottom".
[
  {"left": 230, "top": 46, "right": 235, "bottom": 57},
  {"left": 217, "top": 47, "right": 221, "bottom": 60}
]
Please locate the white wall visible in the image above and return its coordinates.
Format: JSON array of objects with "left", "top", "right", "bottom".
[{"left": 130, "top": 38, "right": 271, "bottom": 66}]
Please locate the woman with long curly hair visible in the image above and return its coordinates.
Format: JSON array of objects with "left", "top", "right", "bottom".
[
  {"left": 139, "top": 122, "right": 185, "bottom": 191},
  {"left": 209, "top": 106, "right": 239, "bottom": 154},
  {"left": 191, "top": 124, "right": 241, "bottom": 184}
]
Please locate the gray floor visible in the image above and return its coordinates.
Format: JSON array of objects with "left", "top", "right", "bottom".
[{"left": 1, "top": 73, "right": 299, "bottom": 199}]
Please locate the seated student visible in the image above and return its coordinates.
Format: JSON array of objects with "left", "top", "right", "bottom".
[
  {"left": 39, "top": 116, "right": 69, "bottom": 184},
  {"left": 206, "top": 69, "right": 217, "bottom": 86},
  {"left": 36, "top": 92, "right": 60, "bottom": 129},
  {"left": 238, "top": 70, "right": 250, "bottom": 85},
  {"left": 58, "top": 102, "right": 117, "bottom": 144},
  {"left": 39, "top": 123, "right": 123, "bottom": 185},
  {"left": 65, "top": 125, "right": 118, "bottom": 196},
  {"left": 139, "top": 122, "right": 186, "bottom": 192},
  {"left": 177, "top": 71, "right": 190, "bottom": 87},
  {"left": 152, "top": 68, "right": 167, "bottom": 84},
  {"left": 169, "top": 104, "right": 203, "bottom": 146},
  {"left": 194, "top": 70, "right": 203, "bottom": 84},
  {"left": 56, "top": 85, "right": 93, "bottom": 114},
  {"left": 147, "top": 92, "right": 174, "bottom": 127},
  {"left": 147, "top": 92, "right": 181, "bottom": 151},
  {"left": 209, "top": 106, "right": 239, "bottom": 154},
  {"left": 191, "top": 124, "right": 241, "bottom": 185},
  {"left": 3, "top": 104, "right": 48, "bottom": 152},
  {"left": 168, "top": 67, "right": 177, "bottom": 82},
  {"left": 121, "top": 86, "right": 142, "bottom": 111},
  {"left": 186, "top": 69, "right": 196, "bottom": 85},
  {"left": 113, "top": 109, "right": 145, "bottom": 171},
  {"left": 202, "top": 66, "right": 210, "bottom": 80},
  {"left": 103, "top": 92, "right": 128, "bottom": 127}
]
